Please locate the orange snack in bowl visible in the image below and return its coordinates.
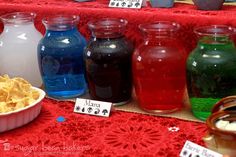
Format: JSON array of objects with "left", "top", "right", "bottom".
[{"left": 0, "top": 75, "right": 40, "bottom": 113}]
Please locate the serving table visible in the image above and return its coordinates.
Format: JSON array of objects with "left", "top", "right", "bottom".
[
  {"left": 0, "top": 98, "right": 207, "bottom": 156},
  {"left": 0, "top": 0, "right": 236, "bottom": 156}
]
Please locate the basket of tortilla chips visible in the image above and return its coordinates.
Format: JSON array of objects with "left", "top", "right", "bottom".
[{"left": 0, "top": 75, "right": 45, "bottom": 132}]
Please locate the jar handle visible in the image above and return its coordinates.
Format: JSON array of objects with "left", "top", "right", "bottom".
[{"left": 212, "top": 96, "right": 236, "bottom": 113}]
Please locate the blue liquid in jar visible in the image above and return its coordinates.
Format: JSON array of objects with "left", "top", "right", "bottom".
[{"left": 38, "top": 28, "right": 87, "bottom": 99}]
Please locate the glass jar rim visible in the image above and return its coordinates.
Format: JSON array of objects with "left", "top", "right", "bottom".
[
  {"left": 88, "top": 18, "right": 128, "bottom": 30},
  {"left": 1, "top": 12, "right": 36, "bottom": 24},
  {"left": 139, "top": 21, "right": 180, "bottom": 33},
  {"left": 43, "top": 15, "right": 79, "bottom": 31},
  {"left": 194, "top": 25, "right": 235, "bottom": 37}
]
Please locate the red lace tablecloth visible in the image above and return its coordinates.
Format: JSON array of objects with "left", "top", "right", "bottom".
[
  {"left": 0, "top": 98, "right": 207, "bottom": 157},
  {"left": 0, "top": 0, "right": 236, "bottom": 53},
  {"left": 0, "top": 1, "right": 233, "bottom": 156}
]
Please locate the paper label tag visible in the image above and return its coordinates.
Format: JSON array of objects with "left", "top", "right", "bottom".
[
  {"left": 109, "top": 0, "right": 143, "bottom": 9},
  {"left": 74, "top": 98, "right": 112, "bottom": 117},
  {"left": 180, "top": 141, "right": 223, "bottom": 157}
]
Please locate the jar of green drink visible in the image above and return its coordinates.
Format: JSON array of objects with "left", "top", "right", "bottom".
[{"left": 187, "top": 25, "right": 236, "bottom": 121}]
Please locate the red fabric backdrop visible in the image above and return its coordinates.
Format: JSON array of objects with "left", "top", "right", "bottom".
[
  {"left": 0, "top": 0, "right": 236, "bottom": 53},
  {"left": 0, "top": 1, "right": 235, "bottom": 156}
]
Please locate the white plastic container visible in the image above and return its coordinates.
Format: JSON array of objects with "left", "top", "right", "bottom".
[
  {"left": 0, "top": 87, "right": 45, "bottom": 133},
  {"left": 0, "top": 12, "right": 43, "bottom": 87}
]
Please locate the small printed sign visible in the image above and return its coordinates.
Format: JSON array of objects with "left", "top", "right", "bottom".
[
  {"left": 74, "top": 98, "right": 112, "bottom": 117},
  {"left": 180, "top": 141, "right": 223, "bottom": 157},
  {"left": 109, "top": 0, "right": 143, "bottom": 9}
]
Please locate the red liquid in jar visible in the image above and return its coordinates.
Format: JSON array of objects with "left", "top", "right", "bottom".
[{"left": 133, "top": 38, "right": 186, "bottom": 112}]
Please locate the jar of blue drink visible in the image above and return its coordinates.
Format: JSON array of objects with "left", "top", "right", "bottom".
[{"left": 38, "top": 15, "right": 87, "bottom": 99}]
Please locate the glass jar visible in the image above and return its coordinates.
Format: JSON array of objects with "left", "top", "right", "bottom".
[
  {"left": 187, "top": 25, "right": 236, "bottom": 121},
  {"left": 192, "top": 0, "right": 224, "bottom": 10},
  {"left": 133, "top": 21, "right": 186, "bottom": 113},
  {"left": 203, "top": 96, "right": 236, "bottom": 156},
  {"left": 84, "top": 18, "right": 134, "bottom": 105},
  {"left": 38, "top": 15, "right": 87, "bottom": 99},
  {"left": 0, "top": 12, "right": 42, "bottom": 87}
]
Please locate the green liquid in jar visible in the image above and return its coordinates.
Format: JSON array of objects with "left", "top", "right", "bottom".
[
  {"left": 190, "top": 97, "right": 221, "bottom": 120},
  {"left": 187, "top": 36, "right": 236, "bottom": 120}
]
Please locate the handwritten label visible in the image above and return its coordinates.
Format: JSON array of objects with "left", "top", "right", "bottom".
[
  {"left": 109, "top": 0, "right": 143, "bottom": 9},
  {"left": 74, "top": 98, "right": 112, "bottom": 117},
  {"left": 180, "top": 141, "right": 223, "bottom": 157}
]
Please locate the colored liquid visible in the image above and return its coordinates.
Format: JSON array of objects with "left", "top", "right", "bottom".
[
  {"left": 133, "top": 38, "right": 186, "bottom": 112},
  {"left": 0, "top": 24, "right": 42, "bottom": 87},
  {"left": 38, "top": 28, "right": 87, "bottom": 99},
  {"left": 187, "top": 39, "right": 236, "bottom": 120},
  {"left": 190, "top": 97, "right": 220, "bottom": 120},
  {"left": 84, "top": 36, "right": 133, "bottom": 104}
]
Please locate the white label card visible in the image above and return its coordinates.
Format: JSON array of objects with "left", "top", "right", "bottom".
[
  {"left": 180, "top": 141, "right": 223, "bottom": 157},
  {"left": 74, "top": 98, "right": 112, "bottom": 117},
  {"left": 109, "top": 0, "right": 143, "bottom": 9}
]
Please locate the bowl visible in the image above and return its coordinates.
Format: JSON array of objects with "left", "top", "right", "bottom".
[
  {"left": 203, "top": 96, "right": 236, "bottom": 156},
  {"left": 0, "top": 87, "right": 45, "bottom": 133}
]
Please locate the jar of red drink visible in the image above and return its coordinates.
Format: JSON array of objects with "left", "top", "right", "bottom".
[{"left": 133, "top": 21, "right": 186, "bottom": 113}]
